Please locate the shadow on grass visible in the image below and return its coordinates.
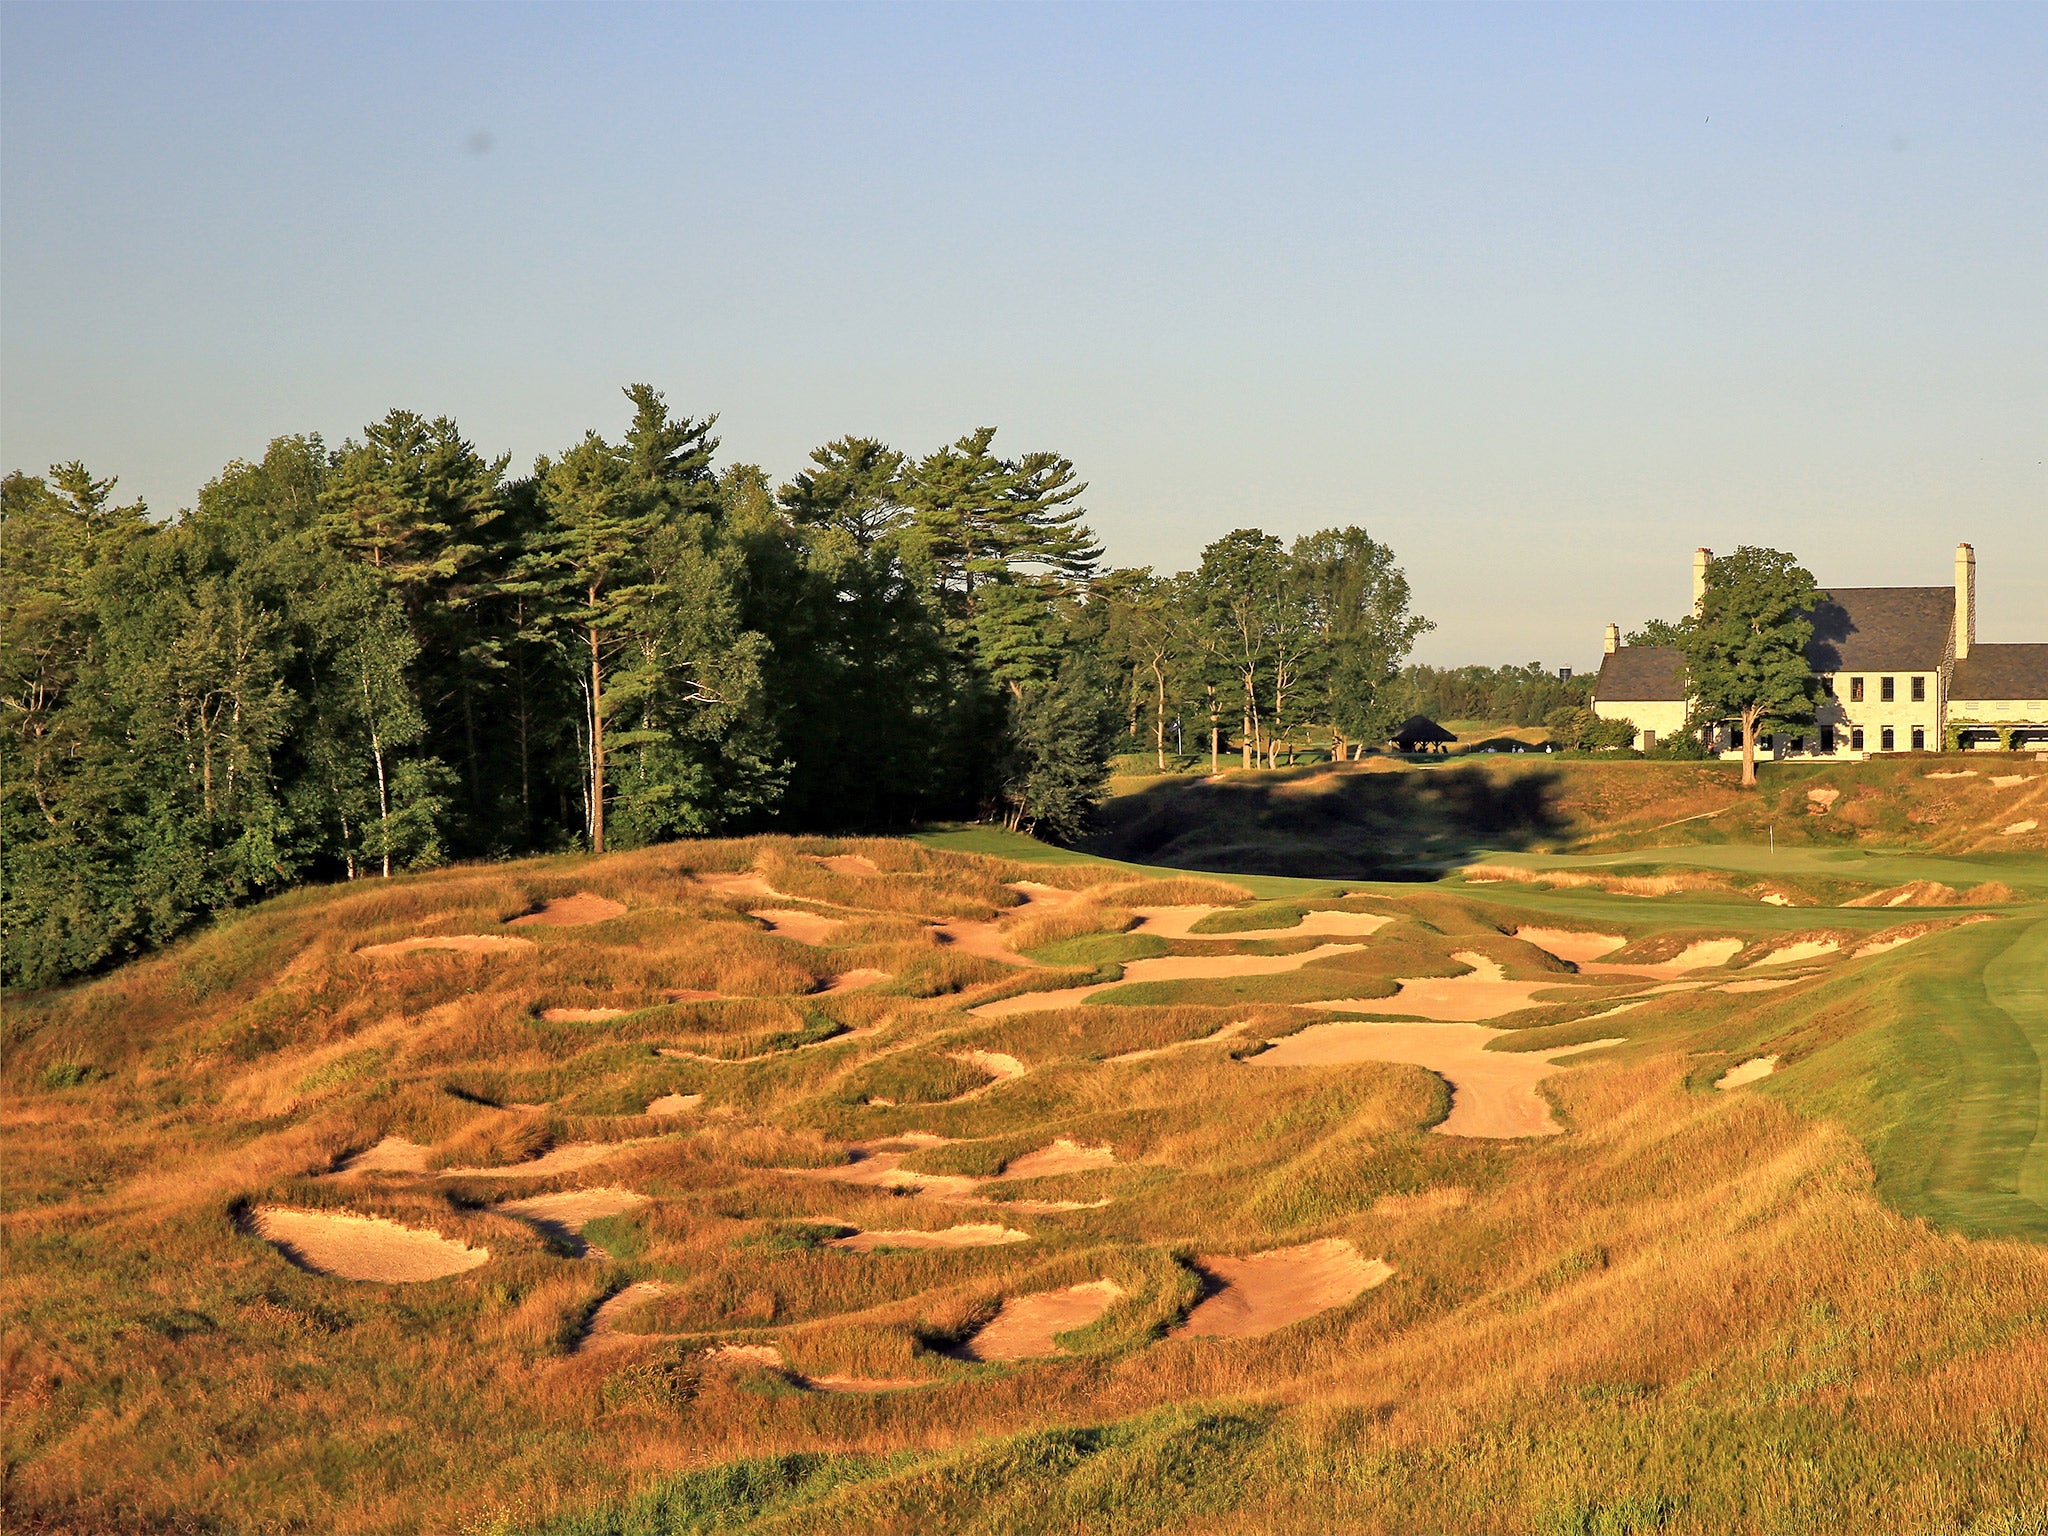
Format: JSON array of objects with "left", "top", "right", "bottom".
[{"left": 1084, "top": 766, "right": 1571, "bottom": 880}]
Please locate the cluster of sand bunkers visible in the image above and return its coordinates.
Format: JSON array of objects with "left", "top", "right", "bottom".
[{"left": 246, "top": 851, "right": 1931, "bottom": 1389}]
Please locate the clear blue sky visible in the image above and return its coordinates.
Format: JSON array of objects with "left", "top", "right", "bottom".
[{"left": 4, "top": 2, "right": 2042, "bottom": 665}]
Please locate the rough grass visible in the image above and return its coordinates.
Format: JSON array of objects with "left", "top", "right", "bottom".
[{"left": 4, "top": 830, "right": 2047, "bottom": 1535}]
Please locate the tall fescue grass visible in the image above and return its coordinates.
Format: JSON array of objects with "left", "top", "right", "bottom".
[{"left": 4, "top": 832, "right": 2044, "bottom": 1533}]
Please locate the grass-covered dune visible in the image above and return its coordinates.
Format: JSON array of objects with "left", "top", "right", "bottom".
[
  {"left": 4, "top": 832, "right": 2046, "bottom": 1534},
  {"left": 1087, "top": 754, "right": 2048, "bottom": 878}
]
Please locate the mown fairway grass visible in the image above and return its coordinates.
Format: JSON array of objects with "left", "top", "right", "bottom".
[{"left": 5, "top": 806, "right": 2047, "bottom": 1535}]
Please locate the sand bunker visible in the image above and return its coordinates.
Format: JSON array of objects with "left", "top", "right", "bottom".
[
  {"left": 1514, "top": 928, "right": 1627, "bottom": 966},
  {"left": 1002, "top": 1140, "right": 1115, "bottom": 1179},
  {"left": 2003, "top": 820, "right": 2039, "bottom": 836},
  {"left": 1176, "top": 1239, "right": 1391, "bottom": 1339},
  {"left": 440, "top": 1140, "right": 649, "bottom": 1179},
  {"left": 541, "top": 1006, "right": 629, "bottom": 1023},
  {"left": 1719, "top": 978, "right": 1802, "bottom": 993},
  {"left": 688, "top": 870, "right": 787, "bottom": 901},
  {"left": 971, "top": 943, "right": 1367, "bottom": 1019},
  {"left": 357, "top": 934, "right": 534, "bottom": 960},
  {"left": 1298, "top": 952, "right": 1570, "bottom": 1023},
  {"left": 1129, "top": 906, "right": 1392, "bottom": 941},
  {"left": 1755, "top": 939, "right": 1840, "bottom": 966},
  {"left": 1806, "top": 786, "right": 1841, "bottom": 810},
  {"left": 336, "top": 1136, "right": 432, "bottom": 1175},
  {"left": 509, "top": 892, "right": 626, "bottom": 927},
  {"left": 957, "top": 1279, "right": 1125, "bottom": 1361},
  {"left": 1579, "top": 938, "right": 1744, "bottom": 979},
  {"left": 782, "top": 1150, "right": 983, "bottom": 1201},
  {"left": 1252, "top": 1019, "right": 1621, "bottom": 1137},
  {"left": 1010, "top": 881, "right": 1076, "bottom": 907},
  {"left": 1857, "top": 930, "right": 1928, "bottom": 958},
  {"left": 1992, "top": 775, "right": 2031, "bottom": 788},
  {"left": 1925, "top": 770, "right": 1978, "bottom": 779},
  {"left": 1716, "top": 1055, "right": 1780, "bottom": 1090},
  {"left": 583, "top": 1281, "right": 670, "bottom": 1351},
  {"left": 646, "top": 1092, "right": 703, "bottom": 1117},
  {"left": 820, "top": 854, "right": 882, "bottom": 875},
  {"left": 950, "top": 1049, "right": 1027, "bottom": 1091},
  {"left": 826, "top": 1223, "right": 1030, "bottom": 1252},
  {"left": 752, "top": 908, "right": 844, "bottom": 945},
  {"left": 1106, "top": 1019, "right": 1253, "bottom": 1063},
  {"left": 498, "top": 1187, "right": 647, "bottom": 1253},
  {"left": 248, "top": 1206, "right": 488, "bottom": 1282},
  {"left": 820, "top": 967, "right": 889, "bottom": 995}
]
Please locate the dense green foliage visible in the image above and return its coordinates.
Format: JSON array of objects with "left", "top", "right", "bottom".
[
  {"left": 1677, "top": 546, "right": 1825, "bottom": 786},
  {"left": 2, "top": 393, "right": 1431, "bottom": 985},
  {"left": 1383, "top": 661, "right": 1593, "bottom": 729}
]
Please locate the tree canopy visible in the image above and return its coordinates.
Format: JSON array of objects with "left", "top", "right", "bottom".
[{"left": 1678, "top": 546, "right": 1825, "bottom": 787}]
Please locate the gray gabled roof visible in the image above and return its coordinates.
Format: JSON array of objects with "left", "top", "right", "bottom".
[
  {"left": 1594, "top": 646, "right": 1684, "bottom": 702},
  {"left": 1951, "top": 644, "right": 2048, "bottom": 702},
  {"left": 1803, "top": 587, "right": 1954, "bottom": 673}
]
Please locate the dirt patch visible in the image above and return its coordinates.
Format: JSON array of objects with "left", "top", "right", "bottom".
[
  {"left": 1806, "top": 787, "right": 1841, "bottom": 812},
  {"left": 1301, "top": 952, "right": 1571, "bottom": 1023},
  {"left": 1252, "top": 1018, "right": 1622, "bottom": 1137},
  {"left": 542, "top": 1006, "right": 629, "bottom": 1022},
  {"left": 1002, "top": 1140, "right": 1116, "bottom": 1179},
  {"left": 1755, "top": 940, "right": 1840, "bottom": 966},
  {"left": 752, "top": 908, "right": 844, "bottom": 945},
  {"left": 956, "top": 1279, "right": 1125, "bottom": 1361},
  {"left": 440, "top": 1141, "right": 651, "bottom": 1179},
  {"left": 1580, "top": 938, "right": 1743, "bottom": 978},
  {"left": 336, "top": 1136, "right": 432, "bottom": 1175},
  {"left": 247, "top": 1206, "right": 488, "bottom": 1282},
  {"left": 1716, "top": 1055, "right": 1780, "bottom": 1090},
  {"left": 1514, "top": 928, "right": 1627, "bottom": 966},
  {"left": 825, "top": 1224, "right": 1030, "bottom": 1252},
  {"left": 1129, "top": 907, "right": 1391, "bottom": 940},
  {"left": 820, "top": 854, "right": 881, "bottom": 876},
  {"left": 971, "top": 943, "right": 1367, "bottom": 1019},
  {"left": 646, "top": 1093, "right": 703, "bottom": 1117},
  {"left": 509, "top": 892, "right": 626, "bottom": 928},
  {"left": 357, "top": 935, "right": 535, "bottom": 960},
  {"left": 582, "top": 1281, "right": 671, "bottom": 1351},
  {"left": 1175, "top": 1239, "right": 1391, "bottom": 1338}
]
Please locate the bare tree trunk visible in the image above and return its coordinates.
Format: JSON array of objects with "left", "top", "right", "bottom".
[
  {"left": 588, "top": 615, "right": 606, "bottom": 854},
  {"left": 1207, "top": 685, "right": 1220, "bottom": 773},
  {"left": 1153, "top": 658, "right": 1167, "bottom": 768},
  {"left": 363, "top": 675, "right": 392, "bottom": 878},
  {"left": 1741, "top": 706, "right": 1759, "bottom": 787}
]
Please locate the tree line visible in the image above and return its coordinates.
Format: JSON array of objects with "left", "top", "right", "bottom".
[{"left": 2, "top": 388, "right": 1430, "bottom": 986}]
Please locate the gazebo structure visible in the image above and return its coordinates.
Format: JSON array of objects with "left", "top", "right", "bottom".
[{"left": 1391, "top": 715, "right": 1456, "bottom": 754}]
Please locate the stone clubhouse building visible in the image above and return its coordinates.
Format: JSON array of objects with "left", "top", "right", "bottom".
[{"left": 1593, "top": 543, "right": 2048, "bottom": 758}]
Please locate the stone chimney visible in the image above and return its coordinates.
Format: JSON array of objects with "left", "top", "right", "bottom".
[
  {"left": 1692, "top": 548, "right": 1713, "bottom": 616},
  {"left": 1955, "top": 542, "right": 1975, "bottom": 659},
  {"left": 1604, "top": 622, "right": 1620, "bottom": 654}
]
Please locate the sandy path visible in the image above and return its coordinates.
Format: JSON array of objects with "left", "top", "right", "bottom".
[
  {"left": 248, "top": 1206, "right": 488, "bottom": 1282},
  {"left": 1514, "top": 928, "right": 1627, "bottom": 966},
  {"left": 1251, "top": 1019, "right": 1623, "bottom": 1137},
  {"left": 336, "top": 1136, "right": 432, "bottom": 1175},
  {"left": 1107, "top": 1019, "right": 1253, "bottom": 1063},
  {"left": 509, "top": 892, "right": 626, "bottom": 927},
  {"left": 826, "top": 1223, "right": 1030, "bottom": 1252},
  {"left": 440, "top": 1140, "right": 651, "bottom": 1179},
  {"left": 1756, "top": 940, "right": 1840, "bottom": 966},
  {"left": 1580, "top": 938, "right": 1744, "bottom": 978},
  {"left": 1002, "top": 1140, "right": 1115, "bottom": 1179},
  {"left": 971, "top": 944, "right": 1367, "bottom": 1019},
  {"left": 357, "top": 934, "right": 534, "bottom": 960},
  {"left": 1716, "top": 1055, "right": 1780, "bottom": 1090},
  {"left": 957, "top": 1280, "right": 1125, "bottom": 1361},
  {"left": 646, "top": 1093, "right": 703, "bottom": 1117},
  {"left": 1175, "top": 1239, "right": 1391, "bottom": 1338},
  {"left": 1299, "top": 952, "right": 1570, "bottom": 1023},
  {"left": 1128, "top": 907, "right": 1392, "bottom": 941},
  {"left": 582, "top": 1281, "right": 670, "bottom": 1351},
  {"left": 541, "top": 1006, "right": 629, "bottom": 1022},
  {"left": 752, "top": 908, "right": 845, "bottom": 945}
]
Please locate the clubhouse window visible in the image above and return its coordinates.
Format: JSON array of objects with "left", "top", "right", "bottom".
[
  {"left": 1911, "top": 676, "right": 1926, "bottom": 703},
  {"left": 1912, "top": 725, "right": 1926, "bottom": 750},
  {"left": 1849, "top": 677, "right": 1865, "bottom": 702},
  {"left": 1820, "top": 726, "right": 1835, "bottom": 753},
  {"left": 1851, "top": 727, "right": 1865, "bottom": 751},
  {"left": 1881, "top": 677, "right": 1896, "bottom": 703},
  {"left": 1881, "top": 726, "right": 1896, "bottom": 751}
]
